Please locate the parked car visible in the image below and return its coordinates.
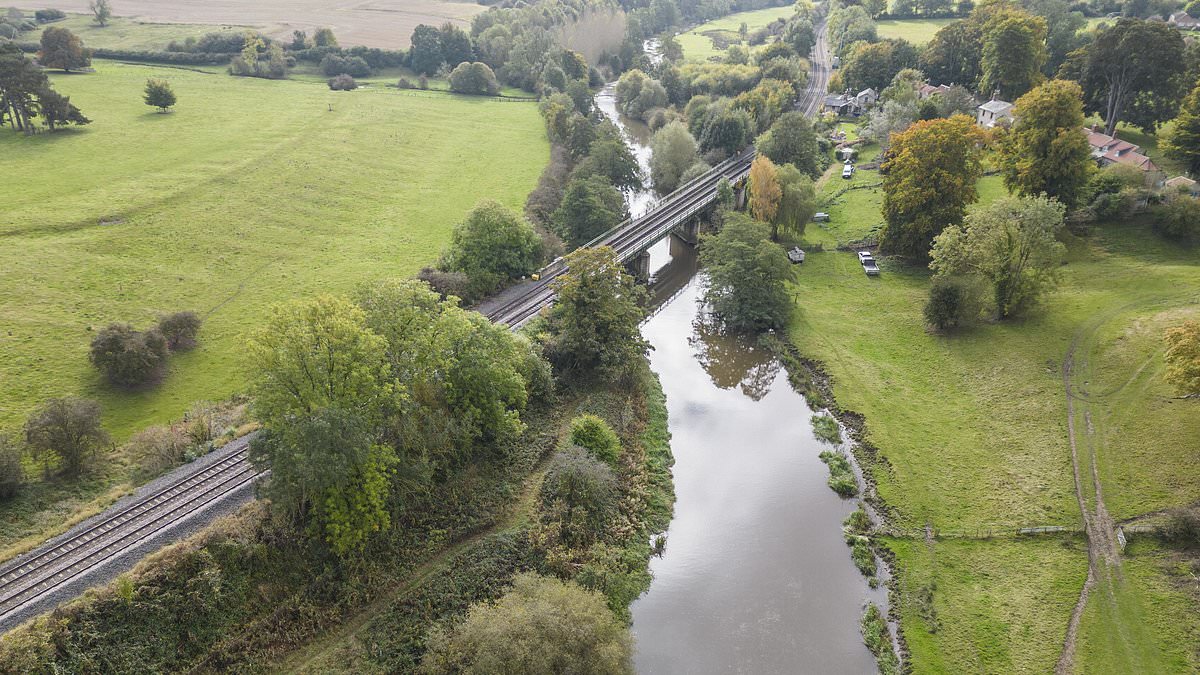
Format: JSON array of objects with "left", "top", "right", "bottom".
[
  {"left": 856, "top": 251, "right": 873, "bottom": 263},
  {"left": 841, "top": 164, "right": 854, "bottom": 179},
  {"left": 814, "top": 212, "right": 830, "bottom": 222},
  {"left": 787, "top": 247, "right": 805, "bottom": 264},
  {"left": 860, "top": 255, "right": 880, "bottom": 276}
]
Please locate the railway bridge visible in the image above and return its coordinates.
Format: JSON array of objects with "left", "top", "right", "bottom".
[{"left": 484, "top": 147, "right": 755, "bottom": 327}]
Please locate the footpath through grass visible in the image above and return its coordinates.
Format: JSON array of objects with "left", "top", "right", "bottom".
[
  {"left": 789, "top": 162, "right": 1200, "bottom": 670},
  {"left": 0, "top": 60, "right": 547, "bottom": 441}
]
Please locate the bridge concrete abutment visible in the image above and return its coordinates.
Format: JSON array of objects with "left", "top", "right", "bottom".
[
  {"left": 626, "top": 250, "right": 652, "bottom": 283},
  {"left": 734, "top": 186, "right": 747, "bottom": 211}
]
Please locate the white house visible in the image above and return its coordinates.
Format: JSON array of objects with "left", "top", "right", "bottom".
[
  {"left": 856, "top": 88, "right": 879, "bottom": 107},
  {"left": 976, "top": 97, "right": 1014, "bottom": 129}
]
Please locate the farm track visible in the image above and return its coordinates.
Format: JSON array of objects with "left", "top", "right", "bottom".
[
  {"left": 0, "top": 436, "right": 262, "bottom": 631},
  {"left": 1054, "top": 293, "right": 1197, "bottom": 672}
]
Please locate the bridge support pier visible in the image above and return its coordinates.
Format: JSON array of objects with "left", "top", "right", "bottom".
[
  {"left": 675, "top": 217, "right": 702, "bottom": 245},
  {"left": 626, "top": 250, "right": 652, "bottom": 283}
]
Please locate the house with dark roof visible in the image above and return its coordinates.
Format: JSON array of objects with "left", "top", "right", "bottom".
[{"left": 824, "top": 92, "right": 861, "bottom": 116}]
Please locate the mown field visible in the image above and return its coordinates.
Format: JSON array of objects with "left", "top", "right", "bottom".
[
  {"left": 874, "top": 17, "right": 955, "bottom": 45},
  {"left": 18, "top": 0, "right": 485, "bottom": 49},
  {"left": 676, "top": 4, "right": 796, "bottom": 62},
  {"left": 0, "top": 62, "right": 547, "bottom": 440},
  {"left": 19, "top": 14, "right": 243, "bottom": 51},
  {"left": 791, "top": 132, "right": 1200, "bottom": 671}
]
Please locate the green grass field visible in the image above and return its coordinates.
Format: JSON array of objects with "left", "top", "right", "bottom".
[
  {"left": 874, "top": 18, "right": 956, "bottom": 45},
  {"left": 676, "top": 5, "right": 796, "bottom": 62},
  {"left": 790, "top": 144, "right": 1200, "bottom": 670},
  {"left": 21, "top": 14, "right": 246, "bottom": 51},
  {"left": 0, "top": 60, "right": 547, "bottom": 443}
]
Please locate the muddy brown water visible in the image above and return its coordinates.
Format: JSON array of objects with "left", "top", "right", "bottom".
[{"left": 597, "top": 80, "right": 886, "bottom": 673}]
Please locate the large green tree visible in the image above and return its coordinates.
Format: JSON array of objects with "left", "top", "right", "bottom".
[
  {"left": 245, "top": 294, "right": 398, "bottom": 555},
  {"left": 930, "top": 195, "right": 1066, "bottom": 318},
  {"left": 409, "top": 24, "right": 444, "bottom": 76},
  {"left": 649, "top": 120, "right": 699, "bottom": 194},
  {"left": 920, "top": 20, "right": 983, "bottom": 89},
  {"left": 1162, "top": 82, "right": 1200, "bottom": 174},
  {"left": 547, "top": 247, "right": 648, "bottom": 381},
  {"left": 840, "top": 39, "right": 920, "bottom": 94},
  {"left": 756, "top": 111, "right": 823, "bottom": 179},
  {"left": 979, "top": 9, "right": 1047, "bottom": 100},
  {"left": 998, "top": 79, "right": 1093, "bottom": 207},
  {"left": 881, "top": 115, "right": 986, "bottom": 260},
  {"left": 353, "top": 279, "right": 535, "bottom": 467},
  {"left": 774, "top": 163, "right": 817, "bottom": 240},
  {"left": 700, "top": 212, "right": 794, "bottom": 333},
  {"left": 1060, "top": 18, "right": 1187, "bottom": 135},
  {"left": 442, "top": 200, "right": 542, "bottom": 298},
  {"left": 554, "top": 175, "right": 628, "bottom": 246}
]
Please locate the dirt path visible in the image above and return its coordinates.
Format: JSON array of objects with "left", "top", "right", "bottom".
[{"left": 1053, "top": 297, "right": 1184, "bottom": 673}]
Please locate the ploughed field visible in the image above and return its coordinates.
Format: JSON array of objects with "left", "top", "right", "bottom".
[
  {"left": 0, "top": 61, "right": 547, "bottom": 439},
  {"left": 17, "top": 0, "right": 484, "bottom": 48}
]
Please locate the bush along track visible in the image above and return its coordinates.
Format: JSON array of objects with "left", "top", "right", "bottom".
[{"left": 763, "top": 334, "right": 905, "bottom": 671}]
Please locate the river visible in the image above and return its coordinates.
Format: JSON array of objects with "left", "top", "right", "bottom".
[{"left": 595, "top": 82, "right": 887, "bottom": 673}]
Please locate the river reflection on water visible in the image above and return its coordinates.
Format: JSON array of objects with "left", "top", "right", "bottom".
[
  {"left": 630, "top": 275, "right": 885, "bottom": 674},
  {"left": 593, "top": 80, "right": 885, "bottom": 673}
]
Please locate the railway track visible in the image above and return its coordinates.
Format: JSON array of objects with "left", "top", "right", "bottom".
[{"left": 0, "top": 437, "right": 261, "bottom": 626}]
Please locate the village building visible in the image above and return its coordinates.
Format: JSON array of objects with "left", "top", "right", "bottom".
[
  {"left": 1083, "top": 127, "right": 1164, "bottom": 185},
  {"left": 1164, "top": 175, "right": 1200, "bottom": 198},
  {"left": 976, "top": 97, "right": 1014, "bottom": 129}
]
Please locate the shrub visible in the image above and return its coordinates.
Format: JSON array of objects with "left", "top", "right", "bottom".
[
  {"left": 924, "top": 277, "right": 972, "bottom": 331},
  {"left": 418, "top": 74, "right": 429, "bottom": 89},
  {"left": 397, "top": 76, "right": 414, "bottom": 89},
  {"left": 1162, "top": 508, "right": 1200, "bottom": 546},
  {"left": 35, "top": 9, "right": 66, "bottom": 22},
  {"left": 441, "top": 200, "right": 543, "bottom": 299},
  {"left": 157, "top": 311, "right": 201, "bottom": 350},
  {"left": 128, "top": 425, "right": 191, "bottom": 475},
  {"left": 327, "top": 73, "right": 357, "bottom": 90},
  {"left": 89, "top": 323, "right": 170, "bottom": 387},
  {"left": 320, "top": 53, "right": 370, "bottom": 77},
  {"left": 1164, "top": 320, "right": 1200, "bottom": 395},
  {"left": 568, "top": 414, "right": 621, "bottom": 464},
  {"left": 844, "top": 506, "right": 872, "bottom": 536},
  {"left": 540, "top": 446, "right": 620, "bottom": 547},
  {"left": 1153, "top": 197, "right": 1200, "bottom": 241},
  {"left": 850, "top": 538, "right": 877, "bottom": 577},
  {"left": 448, "top": 61, "right": 500, "bottom": 96},
  {"left": 419, "top": 573, "right": 633, "bottom": 674},
  {"left": 417, "top": 266, "right": 472, "bottom": 302},
  {"left": 811, "top": 414, "right": 841, "bottom": 444},
  {"left": 818, "top": 450, "right": 857, "bottom": 497},
  {"left": 861, "top": 603, "right": 901, "bottom": 675},
  {"left": 24, "top": 397, "right": 108, "bottom": 476},
  {"left": 0, "top": 434, "right": 23, "bottom": 500}
]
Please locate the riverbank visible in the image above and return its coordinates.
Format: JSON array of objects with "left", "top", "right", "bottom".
[{"left": 785, "top": 220, "right": 1200, "bottom": 671}]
